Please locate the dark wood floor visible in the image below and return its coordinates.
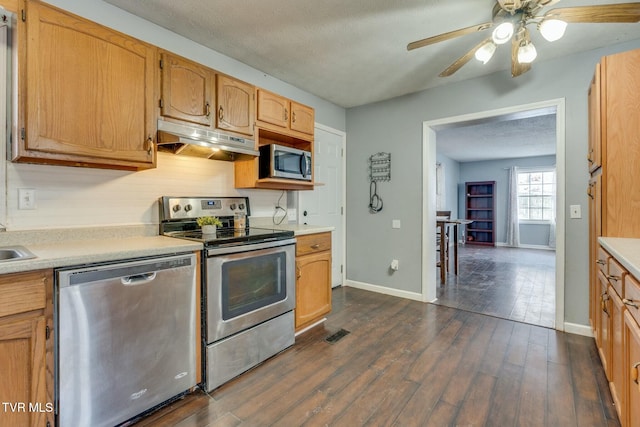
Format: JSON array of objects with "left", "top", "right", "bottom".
[
  {"left": 133, "top": 287, "right": 617, "bottom": 427},
  {"left": 436, "top": 245, "right": 556, "bottom": 328}
]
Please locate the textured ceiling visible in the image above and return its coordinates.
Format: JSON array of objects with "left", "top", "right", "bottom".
[
  {"left": 436, "top": 112, "right": 557, "bottom": 162},
  {"left": 103, "top": 0, "right": 640, "bottom": 108}
]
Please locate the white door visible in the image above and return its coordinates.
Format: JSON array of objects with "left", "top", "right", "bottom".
[{"left": 299, "top": 125, "right": 345, "bottom": 287}]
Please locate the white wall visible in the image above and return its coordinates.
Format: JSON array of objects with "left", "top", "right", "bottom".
[{"left": 345, "top": 39, "right": 640, "bottom": 327}]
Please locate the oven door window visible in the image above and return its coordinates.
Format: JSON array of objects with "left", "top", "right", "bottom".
[{"left": 221, "top": 251, "right": 287, "bottom": 320}]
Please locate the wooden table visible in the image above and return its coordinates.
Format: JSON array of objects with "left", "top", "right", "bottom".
[{"left": 437, "top": 217, "right": 473, "bottom": 284}]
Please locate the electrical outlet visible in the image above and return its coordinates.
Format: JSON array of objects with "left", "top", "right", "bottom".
[{"left": 18, "top": 188, "right": 36, "bottom": 210}]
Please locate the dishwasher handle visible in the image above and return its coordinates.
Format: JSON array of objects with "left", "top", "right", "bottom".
[{"left": 121, "top": 272, "right": 157, "bottom": 286}]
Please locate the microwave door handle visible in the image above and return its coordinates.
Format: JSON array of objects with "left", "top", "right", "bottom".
[{"left": 300, "top": 154, "right": 308, "bottom": 178}]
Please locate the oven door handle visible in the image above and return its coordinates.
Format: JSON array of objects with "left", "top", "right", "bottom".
[{"left": 206, "top": 238, "right": 297, "bottom": 256}]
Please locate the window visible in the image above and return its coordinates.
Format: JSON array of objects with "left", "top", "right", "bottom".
[{"left": 517, "top": 170, "right": 555, "bottom": 221}]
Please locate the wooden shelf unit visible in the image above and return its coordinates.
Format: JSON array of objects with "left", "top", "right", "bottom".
[{"left": 465, "top": 181, "right": 496, "bottom": 246}]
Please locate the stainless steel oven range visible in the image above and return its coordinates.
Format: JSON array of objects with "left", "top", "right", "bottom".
[{"left": 159, "top": 196, "right": 296, "bottom": 391}]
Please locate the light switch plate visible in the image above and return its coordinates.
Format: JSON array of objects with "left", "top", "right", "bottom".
[
  {"left": 18, "top": 188, "right": 36, "bottom": 210},
  {"left": 392, "top": 219, "right": 401, "bottom": 229},
  {"left": 570, "top": 204, "right": 581, "bottom": 219}
]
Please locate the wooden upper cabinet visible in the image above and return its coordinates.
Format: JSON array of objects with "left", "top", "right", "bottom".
[
  {"left": 588, "top": 63, "right": 601, "bottom": 173},
  {"left": 256, "top": 89, "right": 289, "bottom": 129},
  {"left": 290, "top": 101, "right": 314, "bottom": 136},
  {"left": 256, "top": 88, "right": 314, "bottom": 140},
  {"left": 160, "top": 52, "right": 213, "bottom": 127},
  {"left": 216, "top": 74, "right": 255, "bottom": 137},
  {"left": 15, "top": 0, "right": 157, "bottom": 171}
]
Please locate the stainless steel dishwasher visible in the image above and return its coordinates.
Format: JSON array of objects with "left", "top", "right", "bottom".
[{"left": 56, "top": 253, "right": 197, "bottom": 427}]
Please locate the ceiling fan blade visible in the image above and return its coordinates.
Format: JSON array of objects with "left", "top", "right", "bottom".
[
  {"left": 439, "top": 37, "right": 493, "bottom": 77},
  {"left": 407, "top": 22, "right": 493, "bottom": 51},
  {"left": 511, "top": 28, "right": 532, "bottom": 77},
  {"left": 544, "top": 3, "right": 640, "bottom": 23}
]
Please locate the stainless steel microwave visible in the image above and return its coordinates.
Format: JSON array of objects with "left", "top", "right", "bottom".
[{"left": 259, "top": 144, "right": 312, "bottom": 181}]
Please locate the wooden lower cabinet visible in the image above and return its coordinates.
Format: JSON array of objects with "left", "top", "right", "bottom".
[
  {"left": 611, "top": 285, "right": 625, "bottom": 417},
  {"left": 295, "top": 232, "right": 332, "bottom": 331},
  {"left": 625, "top": 310, "right": 640, "bottom": 427},
  {"left": 0, "top": 269, "right": 53, "bottom": 427}
]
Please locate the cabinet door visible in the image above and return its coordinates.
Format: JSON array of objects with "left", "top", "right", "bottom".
[
  {"left": 588, "top": 63, "right": 601, "bottom": 173},
  {"left": 19, "top": 1, "right": 156, "bottom": 170},
  {"left": 216, "top": 75, "right": 255, "bottom": 136},
  {"left": 589, "top": 177, "right": 602, "bottom": 330},
  {"left": 295, "top": 251, "right": 331, "bottom": 329},
  {"left": 0, "top": 316, "right": 48, "bottom": 427},
  {"left": 598, "top": 271, "right": 612, "bottom": 380},
  {"left": 256, "top": 89, "right": 289, "bottom": 129},
  {"left": 626, "top": 311, "right": 640, "bottom": 427},
  {"left": 610, "top": 286, "right": 625, "bottom": 419},
  {"left": 161, "top": 52, "right": 213, "bottom": 127},
  {"left": 290, "top": 101, "right": 314, "bottom": 136}
]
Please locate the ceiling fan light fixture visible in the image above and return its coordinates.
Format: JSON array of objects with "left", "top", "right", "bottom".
[
  {"left": 475, "top": 41, "right": 497, "bottom": 64},
  {"left": 492, "top": 22, "right": 514, "bottom": 44},
  {"left": 517, "top": 41, "right": 538, "bottom": 64},
  {"left": 539, "top": 19, "right": 567, "bottom": 42}
]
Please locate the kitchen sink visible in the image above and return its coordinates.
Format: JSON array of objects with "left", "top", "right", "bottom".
[{"left": 0, "top": 246, "right": 37, "bottom": 262}]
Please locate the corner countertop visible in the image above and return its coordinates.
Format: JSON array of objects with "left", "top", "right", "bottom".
[
  {"left": 599, "top": 237, "right": 640, "bottom": 279},
  {"left": 0, "top": 226, "right": 203, "bottom": 275}
]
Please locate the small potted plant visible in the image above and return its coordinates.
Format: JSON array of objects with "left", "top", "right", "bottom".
[{"left": 197, "top": 216, "right": 223, "bottom": 234}]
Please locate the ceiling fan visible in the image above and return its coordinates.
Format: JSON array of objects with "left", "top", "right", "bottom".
[{"left": 407, "top": 0, "right": 640, "bottom": 77}]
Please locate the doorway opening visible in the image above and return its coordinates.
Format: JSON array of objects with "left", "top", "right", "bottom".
[{"left": 421, "top": 99, "right": 566, "bottom": 331}]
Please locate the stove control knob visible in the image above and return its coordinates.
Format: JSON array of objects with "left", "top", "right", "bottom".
[
  {"left": 172, "top": 204, "right": 181, "bottom": 212},
  {"left": 238, "top": 203, "right": 245, "bottom": 211},
  {"left": 184, "top": 204, "right": 193, "bottom": 212},
  {"left": 229, "top": 203, "right": 237, "bottom": 210}
]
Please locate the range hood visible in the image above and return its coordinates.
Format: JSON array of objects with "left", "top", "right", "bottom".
[{"left": 157, "top": 120, "right": 258, "bottom": 161}]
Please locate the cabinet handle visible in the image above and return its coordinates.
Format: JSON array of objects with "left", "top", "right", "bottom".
[
  {"left": 218, "top": 105, "right": 224, "bottom": 121},
  {"left": 292, "top": 111, "right": 296, "bottom": 123},
  {"left": 601, "top": 292, "right": 609, "bottom": 315},
  {"left": 284, "top": 108, "right": 288, "bottom": 121},
  {"left": 624, "top": 298, "right": 639, "bottom": 309},
  {"left": 296, "top": 266, "right": 301, "bottom": 279},
  {"left": 632, "top": 362, "right": 640, "bottom": 392},
  {"left": 310, "top": 244, "right": 320, "bottom": 250},
  {"left": 145, "top": 136, "right": 153, "bottom": 154},
  {"left": 205, "top": 102, "right": 211, "bottom": 118},
  {"left": 596, "top": 259, "right": 606, "bottom": 265},
  {"left": 587, "top": 186, "right": 593, "bottom": 199},
  {"left": 607, "top": 274, "right": 620, "bottom": 282}
]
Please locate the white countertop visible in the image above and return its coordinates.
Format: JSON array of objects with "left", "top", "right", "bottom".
[
  {"left": 250, "top": 217, "right": 334, "bottom": 236},
  {"left": 599, "top": 237, "right": 640, "bottom": 279},
  {"left": 0, "top": 226, "right": 203, "bottom": 274}
]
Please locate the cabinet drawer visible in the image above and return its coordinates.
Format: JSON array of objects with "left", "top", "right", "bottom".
[
  {"left": 296, "top": 232, "right": 331, "bottom": 256},
  {"left": 608, "top": 257, "right": 626, "bottom": 297},
  {"left": 596, "top": 246, "right": 610, "bottom": 275},
  {"left": 624, "top": 274, "right": 640, "bottom": 326},
  {"left": 0, "top": 271, "right": 48, "bottom": 318}
]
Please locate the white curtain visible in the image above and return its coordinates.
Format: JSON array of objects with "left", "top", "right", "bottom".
[
  {"left": 548, "top": 169, "right": 557, "bottom": 248},
  {"left": 436, "top": 163, "right": 445, "bottom": 210},
  {"left": 505, "top": 166, "right": 520, "bottom": 247}
]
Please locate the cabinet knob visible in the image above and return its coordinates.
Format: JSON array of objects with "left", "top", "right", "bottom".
[
  {"left": 145, "top": 136, "right": 153, "bottom": 154},
  {"left": 310, "top": 244, "right": 320, "bottom": 250},
  {"left": 296, "top": 266, "right": 301, "bottom": 279}
]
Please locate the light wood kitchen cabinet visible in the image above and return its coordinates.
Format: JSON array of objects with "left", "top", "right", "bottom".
[
  {"left": 0, "top": 269, "right": 53, "bottom": 427},
  {"left": 160, "top": 51, "right": 214, "bottom": 127},
  {"left": 598, "top": 269, "right": 612, "bottom": 379},
  {"left": 216, "top": 74, "right": 255, "bottom": 137},
  {"left": 295, "top": 232, "right": 332, "bottom": 331},
  {"left": 587, "top": 63, "right": 601, "bottom": 173},
  {"left": 611, "top": 282, "right": 625, "bottom": 417},
  {"left": 589, "top": 177, "right": 603, "bottom": 328},
  {"left": 256, "top": 88, "right": 315, "bottom": 139},
  {"left": 625, "top": 310, "right": 640, "bottom": 427},
  {"left": 14, "top": 0, "right": 157, "bottom": 171}
]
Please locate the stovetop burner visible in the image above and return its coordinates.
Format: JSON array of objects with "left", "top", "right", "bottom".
[{"left": 159, "top": 196, "right": 294, "bottom": 248}]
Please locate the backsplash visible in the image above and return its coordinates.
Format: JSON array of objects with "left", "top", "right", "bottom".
[{"left": 5, "top": 153, "right": 288, "bottom": 231}]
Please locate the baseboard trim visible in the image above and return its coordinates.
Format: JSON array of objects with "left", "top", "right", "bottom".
[
  {"left": 294, "top": 318, "right": 326, "bottom": 337},
  {"left": 563, "top": 322, "right": 593, "bottom": 337},
  {"left": 344, "top": 280, "right": 431, "bottom": 302}
]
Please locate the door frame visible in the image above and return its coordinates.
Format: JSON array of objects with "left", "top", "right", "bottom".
[
  {"left": 301, "top": 122, "right": 347, "bottom": 287},
  {"left": 421, "top": 98, "right": 566, "bottom": 331}
]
